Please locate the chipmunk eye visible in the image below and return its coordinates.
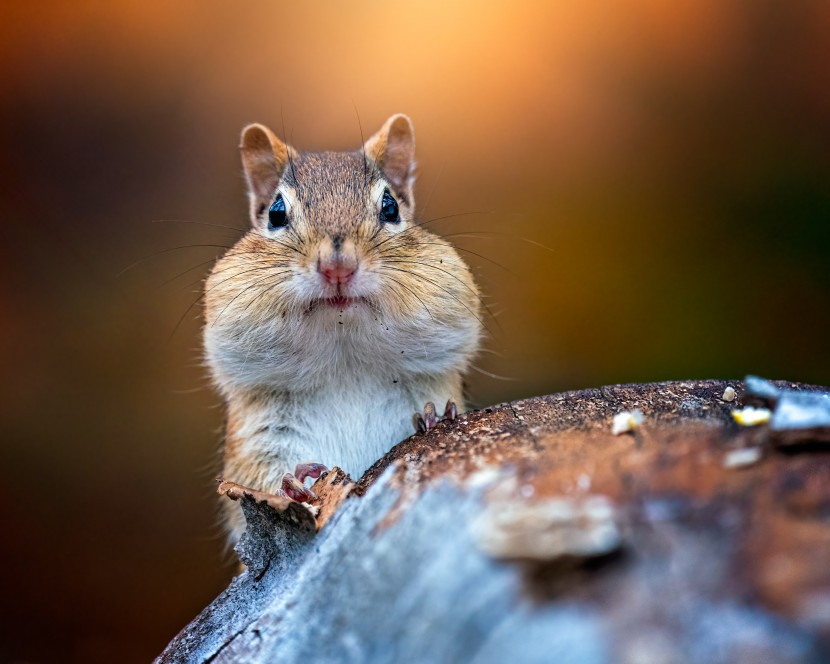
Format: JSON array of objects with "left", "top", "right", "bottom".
[
  {"left": 268, "top": 194, "right": 287, "bottom": 230},
  {"left": 379, "top": 190, "right": 400, "bottom": 224}
]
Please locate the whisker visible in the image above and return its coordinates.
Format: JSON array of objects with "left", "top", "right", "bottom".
[
  {"left": 418, "top": 158, "right": 445, "bottom": 223},
  {"left": 468, "top": 364, "right": 517, "bottom": 381},
  {"left": 382, "top": 258, "right": 477, "bottom": 296},
  {"left": 381, "top": 240, "right": 519, "bottom": 278},
  {"left": 167, "top": 386, "right": 206, "bottom": 395},
  {"left": 476, "top": 347, "right": 506, "bottom": 357},
  {"left": 179, "top": 265, "right": 272, "bottom": 292},
  {"left": 117, "top": 244, "right": 232, "bottom": 277},
  {"left": 150, "top": 219, "right": 247, "bottom": 233},
  {"left": 280, "top": 104, "right": 299, "bottom": 188},
  {"left": 378, "top": 265, "right": 498, "bottom": 341},
  {"left": 267, "top": 236, "right": 306, "bottom": 256},
  {"left": 370, "top": 211, "right": 493, "bottom": 252},
  {"left": 168, "top": 290, "right": 207, "bottom": 344},
  {"left": 156, "top": 257, "right": 222, "bottom": 290},
  {"left": 212, "top": 271, "right": 294, "bottom": 327},
  {"left": 241, "top": 273, "right": 292, "bottom": 315},
  {"left": 441, "top": 231, "right": 555, "bottom": 253},
  {"left": 170, "top": 255, "right": 291, "bottom": 293},
  {"left": 205, "top": 258, "right": 290, "bottom": 279},
  {"left": 169, "top": 264, "right": 290, "bottom": 341},
  {"left": 210, "top": 248, "right": 304, "bottom": 263},
  {"left": 203, "top": 264, "right": 282, "bottom": 298},
  {"left": 381, "top": 258, "right": 504, "bottom": 336},
  {"left": 379, "top": 273, "right": 436, "bottom": 324},
  {"left": 353, "top": 102, "right": 369, "bottom": 186}
]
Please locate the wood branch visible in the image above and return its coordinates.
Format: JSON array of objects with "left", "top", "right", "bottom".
[{"left": 157, "top": 380, "right": 830, "bottom": 663}]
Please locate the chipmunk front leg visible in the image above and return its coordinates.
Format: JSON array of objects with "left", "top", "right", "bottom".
[{"left": 413, "top": 399, "right": 458, "bottom": 433}]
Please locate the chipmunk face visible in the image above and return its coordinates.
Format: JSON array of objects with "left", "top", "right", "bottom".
[
  {"left": 204, "top": 115, "right": 481, "bottom": 393},
  {"left": 250, "top": 150, "right": 414, "bottom": 312}
]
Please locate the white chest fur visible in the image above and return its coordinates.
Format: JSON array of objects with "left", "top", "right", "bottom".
[{"left": 227, "top": 370, "right": 461, "bottom": 492}]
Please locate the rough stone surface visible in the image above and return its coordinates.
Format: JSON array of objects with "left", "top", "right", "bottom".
[{"left": 157, "top": 380, "right": 830, "bottom": 664}]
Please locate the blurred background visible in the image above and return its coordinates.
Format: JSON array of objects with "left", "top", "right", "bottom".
[{"left": 1, "top": 0, "right": 829, "bottom": 661}]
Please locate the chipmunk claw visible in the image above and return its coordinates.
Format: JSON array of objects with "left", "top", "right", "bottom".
[
  {"left": 423, "top": 402, "right": 439, "bottom": 429},
  {"left": 293, "top": 462, "right": 328, "bottom": 484},
  {"left": 413, "top": 400, "right": 458, "bottom": 433},
  {"left": 413, "top": 402, "right": 437, "bottom": 432},
  {"left": 281, "top": 472, "right": 317, "bottom": 503}
]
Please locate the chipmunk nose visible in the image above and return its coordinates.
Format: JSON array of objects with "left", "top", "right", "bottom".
[
  {"left": 318, "top": 235, "right": 358, "bottom": 286},
  {"left": 319, "top": 261, "right": 356, "bottom": 286}
]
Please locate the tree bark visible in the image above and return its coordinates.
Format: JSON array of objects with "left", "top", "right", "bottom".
[{"left": 157, "top": 379, "right": 830, "bottom": 663}]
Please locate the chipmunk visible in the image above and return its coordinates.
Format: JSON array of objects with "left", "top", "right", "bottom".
[{"left": 203, "top": 114, "right": 482, "bottom": 542}]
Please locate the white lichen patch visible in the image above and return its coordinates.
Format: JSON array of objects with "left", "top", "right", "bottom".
[
  {"left": 612, "top": 410, "right": 644, "bottom": 435},
  {"left": 465, "top": 466, "right": 503, "bottom": 489},
  {"left": 722, "top": 386, "right": 736, "bottom": 402},
  {"left": 471, "top": 495, "right": 621, "bottom": 561},
  {"left": 723, "top": 447, "right": 762, "bottom": 469},
  {"left": 731, "top": 406, "right": 772, "bottom": 426}
]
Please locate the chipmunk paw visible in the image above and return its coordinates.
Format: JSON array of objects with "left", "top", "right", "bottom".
[
  {"left": 281, "top": 472, "right": 317, "bottom": 503},
  {"left": 413, "top": 400, "right": 458, "bottom": 433}
]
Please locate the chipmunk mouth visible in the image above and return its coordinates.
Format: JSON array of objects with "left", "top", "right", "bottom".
[
  {"left": 306, "top": 295, "right": 367, "bottom": 313},
  {"left": 323, "top": 296, "right": 358, "bottom": 308}
]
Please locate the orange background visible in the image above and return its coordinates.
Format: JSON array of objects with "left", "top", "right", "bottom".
[{"left": 2, "top": 1, "right": 829, "bottom": 661}]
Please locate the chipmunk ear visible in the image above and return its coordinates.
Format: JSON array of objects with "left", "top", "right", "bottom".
[
  {"left": 364, "top": 114, "right": 416, "bottom": 201},
  {"left": 240, "top": 123, "right": 290, "bottom": 224}
]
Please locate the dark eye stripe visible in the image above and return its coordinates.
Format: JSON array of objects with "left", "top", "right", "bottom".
[
  {"left": 268, "top": 194, "right": 287, "bottom": 229},
  {"left": 380, "top": 190, "right": 400, "bottom": 224}
]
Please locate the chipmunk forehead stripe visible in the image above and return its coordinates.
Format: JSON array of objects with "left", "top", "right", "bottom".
[
  {"left": 285, "top": 151, "right": 374, "bottom": 193},
  {"left": 275, "top": 151, "right": 390, "bottom": 235}
]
